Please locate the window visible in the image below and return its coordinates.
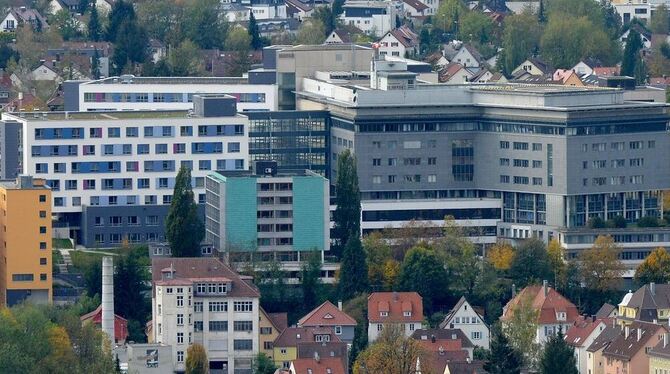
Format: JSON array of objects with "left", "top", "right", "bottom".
[
  {"left": 428, "top": 157, "right": 437, "bottom": 165},
  {"left": 264, "top": 342, "right": 273, "bottom": 350},
  {"left": 592, "top": 143, "right": 606, "bottom": 152},
  {"left": 39, "top": 194, "right": 47, "bottom": 203},
  {"left": 403, "top": 311, "right": 412, "bottom": 317},
  {"left": 630, "top": 158, "right": 644, "bottom": 167},
  {"left": 533, "top": 177, "right": 543, "bottom": 186},
  {"left": 209, "top": 301, "right": 228, "bottom": 312},
  {"left": 177, "top": 295, "right": 184, "bottom": 307},
  {"left": 40, "top": 226, "right": 47, "bottom": 234},
  {"left": 177, "top": 332, "right": 184, "bottom": 344},
  {"left": 532, "top": 160, "right": 542, "bottom": 168},
  {"left": 194, "top": 321, "right": 203, "bottom": 332},
  {"left": 471, "top": 331, "right": 482, "bottom": 340},
  {"left": 137, "top": 144, "right": 149, "bottom": 154},
  {"left": 126, "top": 127, "right": 138, "bottom": 137},
  {"left": 372, "top": 158, "right": 381, "bottom": 166},
  {"left": 513, "top": 176, "right": 529, "bottom": 185},
  {"left": 630, "top": 175, "right": 644, "bottom": 184},
  {"left": 648, "top": 140, "right": 656, "bottom": 148},
  {"left": 199, "top": 160, "right": 211, "bottom": 170},
  {"left": 388, "top": 175, "right": 396, "bottom": 183},
  {"left": 513, "top": 159, "right": 529, "bottom": 168},
  {"left": 40, "top": 273, "right": 47, "bottom": 281},
  {"left": 513, "top": 142, "right": 528, "bottom": 150},
  {"left": 500, "top": 158, "right": 510, "bottom": 166},
  {"left": 234, "top": 340, "right": 253, "bottom": 351},
  {"left": 380, "top": 311, "right": 388, "bottom": 317},
  {"left": 155, "top": 144, "right": 168, "bottom": 154},
  {"left": 532, "top": 143, "right": 542, "bottom": 151},
  {"left": 592, "top": 160, "right": 607, "bottom": 169},
  {"left": 428, "top": 174, "right": 436, "bottom": 183},
  {"left": 260, "top": 327, "right": 272, "bottom": 335},
  {"left": 209, "top": 321, "right": 228, "bottom": 331},
  {"left": 611, "top": 141, "right": 625, "bottom": 151},
  {"left": 500, "top": 175, "right": 510, "bottom": 183},
  {"left": 234, "top": 321, "right": 253, "bottom": 332},
  {"left": 177, "top": 351, "right": 184, "bottom": 363},
  {"left": 177, "top": 314, "right": 184, "bottom": 326},
  {"left": 234, "top": 301, "right": 253, "bottom": 312},
  {"left": 108, "top": 127, "right": 120, "bottom": 138},
  {"left": 12, "top": 274, "right": 34, "bottom": 281},
  {"left": 180, "top": 126, "right": 192, "bottom": 136},
  {"left": 372, "top": 176, "right": 381, "bottom": 184},
  {"left": 593, "top": 177, "right": 607, "bottom": 186},
  {"left": 229, "top": 142, "right": 241, "bottom": 152},
  {"left": 40, "top": 257, "right": 47, "bottom": 265}
]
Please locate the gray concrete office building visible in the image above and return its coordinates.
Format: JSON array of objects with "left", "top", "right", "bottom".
[{"left": 297, "top": 57, "right": 670, "bottom": 242}]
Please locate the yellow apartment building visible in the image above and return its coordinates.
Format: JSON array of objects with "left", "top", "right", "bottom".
[{"left": 0, "top": 176, "right": 52, "bottom": 307}]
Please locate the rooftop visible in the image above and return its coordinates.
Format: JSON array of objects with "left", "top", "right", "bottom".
[
  {"left": 3, "top": 109, "right": 247, "bottom": 122},
  {"left": 82, "top": 75, "right": 250, "bottom": 85}
]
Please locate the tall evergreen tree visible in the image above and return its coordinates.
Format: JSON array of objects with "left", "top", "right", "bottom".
[
  {"left": 538, "top": 0, "right": 546, "bottom": 23},
  {"left": 332, "top": 149, "right": 360, "bottom": 258},
  {"left": 301, "top": 252, "right": 322, "bottom": 314},
  {"left": 106, "top": 0, "right": 136, "bottom": 42},
  {"left": 540, "top": 328, "right": 578, "bottom": 374},
  {"left": 111, "top": 20, "right": 150, "bottom": 74},
  {"left": 79, "top": 0, "right": 90, "bottom": 14},
  {"left": 91, "top": 48, "right": 101, "bottom": 79},
  {"left": 248, "top": 12, "right": 262, "bottom": 50},
  {"left": 165, "top": 167, "right": 205, "bottom": 257},
  {"left": 88, "top": 5, "right": 102, "bottom": 42},
  {"left": 338, "top": 236, "right": 369, "bottom": 301},
  {"left": 621, "top": 28, "right": 643, "bottom": 77},
  {"left": 484, "top": 327, "right": 523, "bottom": 374}
]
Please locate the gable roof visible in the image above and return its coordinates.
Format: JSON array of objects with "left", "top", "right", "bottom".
[
  {"left": 647, "top": 333, "right": 670, "bottom": 359},
  {"left": 151, "top": 257, "right": 260, "bottom": 298},
  {"left": 444, "top": 42, "right": 484, "bottom": 64},
  {"left": 440, "top": 296, "right": 487, "bottom": 329},
  {"left": 402, "top": 0, "right": 429, "bottom": 11},
  {"left": 411, "top": 328, "right": 475, "bottom": 348},
  {"left": 8, "top": 7, "right": 47, "bottom": 26},
  {"left": 298, "top": 301, "right": 357, "bottom": 327},
  {"left": 593, "top": 66, "right": 619, "bottom": 76},
  {"left": 602, "top": 321, "right": 667, "bottom": 360},
  {"left": 586, "top": 323, "right": 621, "bottom": 353},
  {"left": 368, "top": 292, "right": 423, "bottom": 323},
  {"left": 527, "top": 57, "right": 553, "bottom": 75},
  {"left": 595, "top": 303, "right": 617, "bottom": 318},
  {"left": 445, "top": 360, "right": 487, "bottom": 374},
  {"left": 291, "top": 357, "right": 346, "bottom": 374},
  {"left": 285, "top": 0, "right": 314, "bottom": 12},
  {"left": 328, "top": 29, "right": 352, "bottom": 43},
  {"left": 268, "top": 312, "right": 289, "bottom": 332},
  {"left": 502, "top": 284, "right": 579, "bottom": 325},
  {"left": 565, "top": 316, "right": 610, "bottom": 348},
  {"left": 385, "top": 25, "right": 419, "bottom": 48},
  {"left": 274, "top": 327, "right": 342, "bottom": 347}
]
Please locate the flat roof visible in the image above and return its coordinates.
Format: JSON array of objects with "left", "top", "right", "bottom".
[
  {"left": 82, "top": 76, "right": 251, "bottom": 85},
  {"left": 4, "top": 110, "right": 247, "bottom": 121},
  {"left": 282, "top": 44, "right": 372, "bottom": 52},
  {"left": 467, "top": 83, "right": 616, "bottom": 94}
]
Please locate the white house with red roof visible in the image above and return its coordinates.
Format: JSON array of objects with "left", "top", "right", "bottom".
[
  {"left": 290, "top": 356, "right": 346, "bottom": 374},
  {"left": 439, "top": 296, "right": 490, "bottom": 349},
  {"left": 378, "top": 25, "right": 420, "bottom": 58},
  {"left": 565, "top": 316, "right": 612, "bottom": 374},
  {"left": 367, "top": 292, "right": 424, "bottom": 342},
  {"left": 501, "top": 281, "right": 580, "bottom": 344},
  {"left": 297, "top": 301, "right": 357, "bottom": 344},
  {"left": 402, "top": 0, "right": 429, "bottom": 17}
]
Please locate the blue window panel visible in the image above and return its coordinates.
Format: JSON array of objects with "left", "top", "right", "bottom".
[
  {"left": 144, "top": 160, "right": 175, "bottom": 172},
  {"left": 191, "top": 142, "right": 223, "bottom": 154},
  {"left": 71, "top": 162, "right": 121, "bottom": 173},
  {"left": 155, "top": 177, "right": 176, "bottom": 189},
  {"left": 35, "top": 128, "right": 85, "bottom": 139},
  {"left": 137, "top": 144, "right": 150, "bottom": 154},
  {"left": 31, "top": 145, "right": 78, "bottom": 157}
]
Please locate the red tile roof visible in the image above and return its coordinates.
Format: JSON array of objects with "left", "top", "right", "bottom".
[
  {"left": 291, "top": 357, "right": 346, "bottom": 374},
  {"left": 402, "top": 0, "right": 429, "bottom": 12},
  {"left": 274, "top": 327, "right": 342, "bottom": 347},
  {"left": 298, "top": 301, "right": 357, "bottom": 327},
  {"left": 268, "top": 312, "right": 289, "bottom": 333},
  {"left": 80, "top": 305, "right": 129, "bottom": 343},
  {"left": 565, "top": 316, "right": 611, "bottom": 347},
  {"left": 502, "top": 284, "right": 579, "bottom": 325},
  {"left": 151, "top": 257, "right": 260, "bottom": 298},
  {"left": 593, "top": 67, "right": 619, "bottom": 76},
  {"left": 368, "top": 292, "right": 423, "bottom": 323}
]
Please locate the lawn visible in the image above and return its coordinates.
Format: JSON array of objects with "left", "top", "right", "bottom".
[{"left": 52, "top": 238, "right": 73, "bottom": 249}]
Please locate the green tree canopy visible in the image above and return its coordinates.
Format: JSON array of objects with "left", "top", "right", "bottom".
[
  {"left": 459, "top": 11, "right": 495, "bottom": 45},
  {"left": 248, "top": 12, "right": 263, "bottom": 50},
  {"left": 621, "top": 28, "right": 643, "bottom": 77},
  {"left": 253, "top": 352, "right": 277, "bottom": 374},
  {"left": 434, "top": 0, "right": 465, "bottom": 33},
  {"left": 106, "top": 0, "right": 135, "bottom": 42},
  {"left": 579, "top": 235, "right": 625, "bottom": 292},
  {"left": 398, "top": 245, "right": 449, "bottom": 313},
  {"left": 87, "top": 4, "right": 102, "bottom": 41},
  {"left": 301, "top": 252, "right": 323, "bottom": 313},
  {"left": 651, "top": 4, "right": 670, "bottom": 34},
  {"left": 503, "top": 293, "right": 542, "bottom": 370},
  {"left": 168, "top": 40, "right": 203, "bottom": 76},
  {"left": 509, "top": 238, "right": 552, "bottom": 288},
  {"left": 332, "top": 149, "right": 361, "bottom": 257},
  {"left": 484, "top": 326, "right": 523, "bottom": 374},
  {"left": 184, "top": 0, "right": 228, "bottom": 49},
  {"left": 165, "top": 166, "right": 205, "bottom": 257},
  {"left": 540, "top": 328, "right": 578, "bottom": 374},
  {"left": 296, "top": 19, "right": 326, "bottom": 45},
  {"left": 338, "top": 236, "right": 369, "bottom": 301},
  {"left": 498, "top": 11, "right": 541, "bottom": 75}
]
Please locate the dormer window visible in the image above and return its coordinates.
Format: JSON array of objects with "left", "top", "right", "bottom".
[
  {"left": 556, "top": 312, "right": 566, "bottom": 321},
  {"left": 165, "top": 272, "right": 173, "bottom": 279},
  {"left": 380, "top": 311, "right": 388, "bottom": 317},
  {"left": 404, "top": 311, "right": 412, "bottom": 317}
]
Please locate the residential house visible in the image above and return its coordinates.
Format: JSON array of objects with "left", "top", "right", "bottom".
[
  {"left": 443, "top": 41, "right": 484, "bottom": 69},
  {"left": 402, "top": 0, "right": 429, "bottom": 17},
  {"left": 80, "top": 304, "right": 129, "bottom": 345},
  {"left": 565, "top": 316, "right": 611, "bottom": 374},
  {"left": 505, "top": 1, "right": 539, "bottom": 14},
  {"left": 586, "top": 323, "right": 620, "bottom": 374},
  {"left": 49, "top": 0, "right": 81, "bottom": 14},
  {"left": 296, "top": 341, "right": 348, "bottom": 367},
  {"left": 0, "top": 71, "right": 12, "bottom": 106},
  {"left": 151, "top": 257, "right": 261, "bottom": 373},
  {"left": 1, "top": 7, "right": 47, "bottom": 32},
  {"left": 648, "top": 332, "right": 670, "bottom": 374},
  {"left": 618, "top": 282, "right": 670, "bottom": 326},
  {"left": 297, "top": 301, "right": 357, "bottom": 344},
  {"left": 341, "top": 0, "right": 396, "bottom": 37},
  {"left": 378, "top": 25, "right": 420, "bottom": 58},
  {"left": 571, "top": 58, "right": 602, "bottom": 76},
  {"left": 290, "top": 357, "right": 346, "bottom": 374},
  {"left": 444, "top": 361, "right": 487, "bottom": 374},
  {"left": 501, "top": 281, "right": 580, "bottom": 345},
  {"left": 285, "top": 0, "right": 314, "bottom": 21},
  {"left": 595, "top": 303, "right": 619, "bottom": 319},
  {"left": 149, "top": 39, "right": 167, "bottom": 64},
  {"left": 368, "top": 292, "right": 423, "bottom": 342},
  {"left": 425, "top": 52, "right": 448, "bottom": 70},
  {"left": 273, "top": 327, "right": 342, "bottom": 370},
  {"left": 613, "top": 1, "right": 651, "bottom": 24},
  {"left": 223, "top": 3, "right": 251, "bottom": 22},
  {"left": 553, "top": 69, "right": 584, "bottom": 86},
  {"left": 259, "top": 308, "right": 288, "bottom": 359},
  {"left": 412, "top": 328, "right": 475, "bottom": 359},
  {"left": 511, "top": 57, "right": 554, "bottom": 79},
  {"left": 487, "top": 72, "right": 507, "bottom": 83},
  {"left": 439, "top": 296, "right": 490, "bottom": 349},
  {"left": 30, "top": 62, "right": 61, "bottom": 82},
  {"left": 469, "top": 68, "right": 495, "bottom": 84},
  {"left": 438, "top": 63, "right": 473, "bottom": 84},
  {"left": 592, "top": 66, "right": 619, "bottom": 76},
  {"left": 324, "top": 29, "right": 352, "bottom": 44},
  {"left": 601, "top": 321, "right": 667, "bottom": 374}
]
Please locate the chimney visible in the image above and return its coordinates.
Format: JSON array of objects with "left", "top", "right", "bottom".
[
  {"left": 338, "top": 301, "right": 343, "bottom": 311},
  {"left": 393, "top": 291, "right": 399, "bottom": 301},
  {"left": 101, "top": 256, "right": 115, "bottom": 348},
  {"left": 314, "top": 352, "right": 320, "bottom": 363},
  {"left": 512, "top": 283, "right": 516, "bottom": 298},
  {"left": 625, "top": 326, "right": 630, "bottom": 339},
  {"left": 637, "top": 328, "right": 642, "bottom": 342},
  {"left": 543, "top": 280, "right": 548, "bottom": 296},
  {"left": 431, "top": 335, "right": 436, "bottom": 343},
  {"left": 665, "top": 333, "right": 669, "bottom": 348},
  {"left": 650, "top": 282, "right": 656, "bottom": 296}
]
